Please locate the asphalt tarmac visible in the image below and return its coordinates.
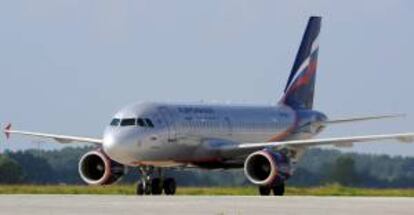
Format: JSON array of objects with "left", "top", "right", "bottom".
[{"left": 0, "top": 195, "right": 413, "bottom": 215}]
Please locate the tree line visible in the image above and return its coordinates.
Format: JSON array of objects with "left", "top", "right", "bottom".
[{"left": 1, "top": 147, "right": 414, "bottom": 188}]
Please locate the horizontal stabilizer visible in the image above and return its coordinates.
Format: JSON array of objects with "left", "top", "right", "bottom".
[{"left": 324, "top": 114, "right": 405, "bottom": 125}]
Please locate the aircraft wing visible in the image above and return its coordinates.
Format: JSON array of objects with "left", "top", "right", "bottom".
[
  {"left": 3, "top": 123, "right": 102, "bottom": 144},
  {"left": 238, "top": 132, "right": 414, "bottom": 149}
]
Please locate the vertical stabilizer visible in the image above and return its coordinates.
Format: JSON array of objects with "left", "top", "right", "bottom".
[{"left": 280, "top": 16, "right": 321, "bottom": 109}]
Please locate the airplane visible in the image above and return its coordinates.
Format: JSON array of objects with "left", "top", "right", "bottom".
[{"left": 4, "top": 16, "right": 414, "bottom": 196}]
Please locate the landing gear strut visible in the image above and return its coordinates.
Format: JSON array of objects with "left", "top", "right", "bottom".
[
  {"left": 136, "top": 167, "right": 177, "bottom": 195},
  {"left": 258, "top": 182, "right": 285, "bottom": 196}
]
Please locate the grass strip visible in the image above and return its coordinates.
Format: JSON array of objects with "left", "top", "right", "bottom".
[{"left": 0, "top": 184, "right": 413, "bottom": 196}]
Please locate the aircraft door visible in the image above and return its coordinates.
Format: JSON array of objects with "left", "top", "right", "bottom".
[
  {"left": 158, "top": 106, "right": 177, "bottom": 142},
  {"left": 224, "top": 116, "right": 233, "bottom": 137}
]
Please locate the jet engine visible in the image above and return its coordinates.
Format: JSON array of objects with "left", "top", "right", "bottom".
[
  {"left": 78, "top": 149, "right": 126, "bottom": 185},
  {"left": 244, "top": 149, "right": 291, "bottom": 186}
]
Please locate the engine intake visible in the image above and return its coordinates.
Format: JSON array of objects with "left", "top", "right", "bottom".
[
  {"left": 78, "top": 149, "right": 126, "bottom": 185},
  {"left": 244, "top": 150, "right": 291, "bottom": 186}
]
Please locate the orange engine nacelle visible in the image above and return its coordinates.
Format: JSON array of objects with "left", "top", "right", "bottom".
[
  {"left": 244, "top": 150, "right": 291, "bottom": 186},
  {"left": 78, "top": 149, "right": 126, "bottom": 185}
]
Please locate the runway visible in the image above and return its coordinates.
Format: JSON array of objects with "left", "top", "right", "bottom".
[{"left": 1, "top": 195, "right": 413, "bottom": 215}]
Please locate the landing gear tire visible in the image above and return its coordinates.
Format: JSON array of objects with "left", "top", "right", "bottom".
[
  {"left": 272, "top": 183, "right": 285, "bottom": 196},
  {"left": 137, "top": 167, "right": 177, "bottom": 196},
  {"left": 163, "top": 178, "right": 177, "bottom": 195},
  {"left": 137, "top": 182, "right": 144, "bottom": 195},
  {"left": 136, "top": 182, "right": 150, "bottom": 195},
  {"left": 151, "top": 178, "right": 163, "bottom": 195},
  {"left": 259, "top": 186, "right": 271, "bottom": 196}
]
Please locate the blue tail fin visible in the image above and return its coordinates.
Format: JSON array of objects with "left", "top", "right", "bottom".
[{"left": 280, "top": 16, "right": 321, "bottom": 110}]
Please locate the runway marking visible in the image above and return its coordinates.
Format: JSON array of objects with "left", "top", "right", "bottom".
[{"left": 1, "top": 195, "right": 414, "bottom": 215}]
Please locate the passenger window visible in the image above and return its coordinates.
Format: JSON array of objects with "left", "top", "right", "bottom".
[
  {"left": 121, "top": 118, "right": 136, "bottom": 126},
  {"left": 110, "top": 118, "right": 120, "bottom": 126},
  {"left": 137, "top": 118, "right": 145, "bottom": 127},
  {"left": 145, "top": 119, "right": 154, "bottom": 128}
]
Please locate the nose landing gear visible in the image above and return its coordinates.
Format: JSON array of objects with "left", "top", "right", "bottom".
[{"left": 136, "top": 166, "right": 177, "bottom": 195}]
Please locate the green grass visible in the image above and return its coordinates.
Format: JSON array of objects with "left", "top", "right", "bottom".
[{"left": 0, "top": 184, "right": 413, "bottom": 196}]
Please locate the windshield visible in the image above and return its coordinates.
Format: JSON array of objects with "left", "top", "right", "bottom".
[
  {"left": 110, "top": 118, "right": 120, "bottom": 126},
  {"left": 110, "top": 117, "right": 155, "bottom": 128},
  {"left": 120, "top": 118, "right": 136, "bottom": 126}
]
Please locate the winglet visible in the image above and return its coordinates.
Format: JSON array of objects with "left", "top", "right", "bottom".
[{"left": 4, "top": 123, "right": 12, "bottom": 139}]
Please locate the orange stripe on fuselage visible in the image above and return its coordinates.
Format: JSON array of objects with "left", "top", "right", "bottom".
[{"left": 267, "top": 108, "right": 298, "bottom": 142}]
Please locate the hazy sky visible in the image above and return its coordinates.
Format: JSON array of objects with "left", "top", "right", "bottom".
[{"left": 1, "top": 1, "right": 414, "bottom": 156}]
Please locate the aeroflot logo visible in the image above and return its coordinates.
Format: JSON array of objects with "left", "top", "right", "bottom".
[{"left": 177, "top": 107, "right": 215, "bottom": 114}]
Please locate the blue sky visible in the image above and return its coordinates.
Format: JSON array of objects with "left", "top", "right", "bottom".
[{"left": 1, "top": 1, "right": 414, "bottom": 155}]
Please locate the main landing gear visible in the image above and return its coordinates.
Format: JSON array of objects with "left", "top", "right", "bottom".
[
  {"left": 136, "top": 167, "right": 177, "bottom": 195},
  {"left": 258, "top": 182, "right": 285, "bottom": 196}
]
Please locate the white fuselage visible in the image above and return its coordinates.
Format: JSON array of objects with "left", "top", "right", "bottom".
[{"left": 102, "top": 102, "right": 326, "bottom": 168}]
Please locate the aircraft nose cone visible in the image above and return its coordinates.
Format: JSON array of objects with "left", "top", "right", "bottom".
[
  {"left": 102, "top": 133, "right": 115, "bottom": 150},
  {"left": 102, "top": 130, "right": 136, "bottom": 164}
]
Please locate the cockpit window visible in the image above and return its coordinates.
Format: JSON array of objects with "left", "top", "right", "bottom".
[
  {"left": 137, "top": 118, "right": 145, "bottom": 127},
  {"left": 145, "top": 119, "right": 154, "bottom": 128},
  {"left": 110, "top": 118, "right": 120, "bottom": 126},
  {"left": 136, "top": 118, "right": 155, "bottom": 128},
  {"left": 120, "top": 118, "right": 136, "bottom": 126},
  {"left": 111, "top": 118, "right": 153, "bottom": 127}
]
